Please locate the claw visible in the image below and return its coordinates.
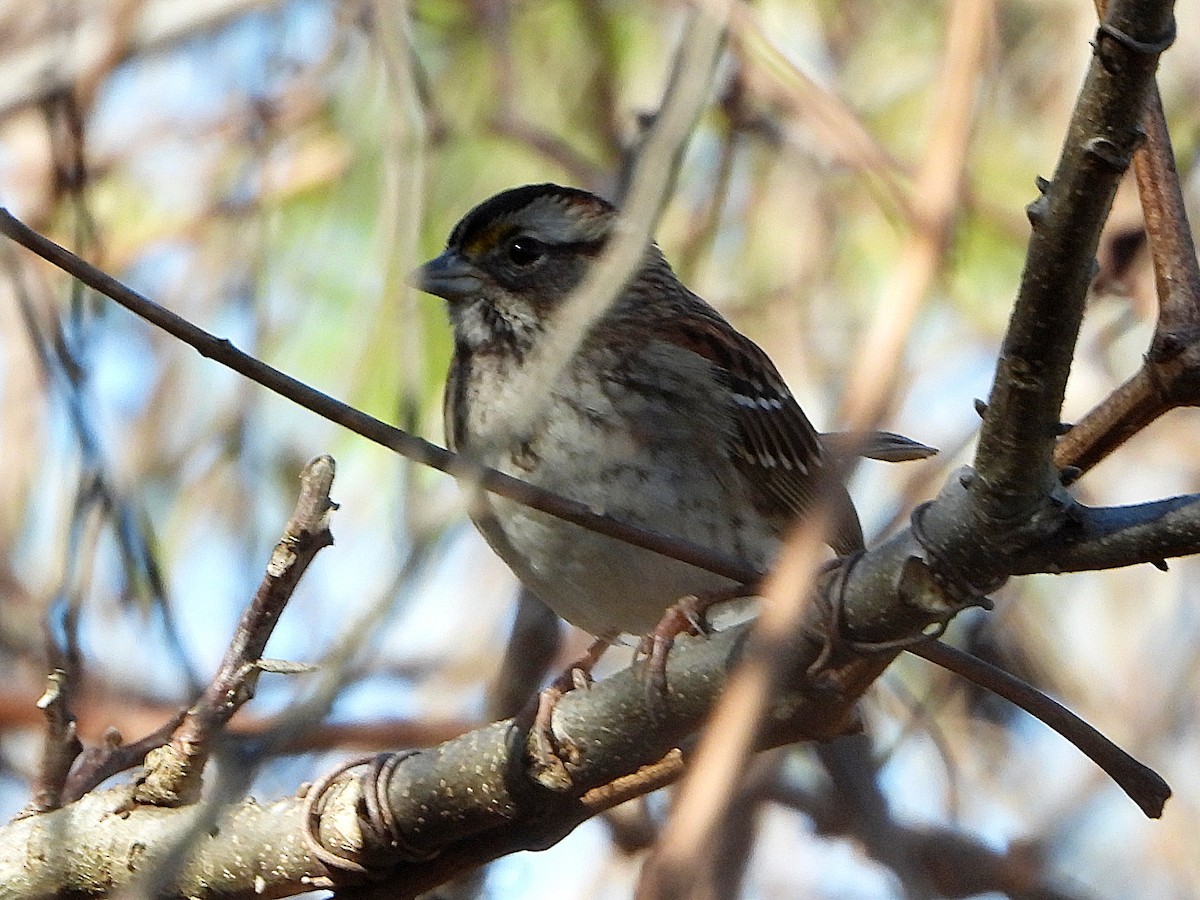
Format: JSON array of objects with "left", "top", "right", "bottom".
[
  {"left": 639, "top": 586, "right": 754, "bottom": 717},
  {"left": 571, "top": 666, "right": 592, "bottom": 691},
  {"left": 525, "top": 636, "right": 612, "bottom": 790}
]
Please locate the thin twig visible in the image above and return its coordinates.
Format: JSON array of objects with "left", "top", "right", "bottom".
[
  {"left": 63, "top": 713, "right": 185, "bottom": 804},
  {"left": 133, "top": 455, "right": 337, "bottom": 806},
  {"left": 0, "top": 207, "right": 761, "bottom": 588},
  {"left": 637, "top": 513, "right": 834, "bottom": 900},
  {"left": 726, "top": 3, "right": 911, "bottom": 220},
  {"left": 1054, "top": 28, "right": 1200, "bottom": 473},
  {"left": 911, "top": 640, "right": 1170, "bottom": 817},
  {"left": 24, "top": 671, "right": 83, "bottom": 816}
]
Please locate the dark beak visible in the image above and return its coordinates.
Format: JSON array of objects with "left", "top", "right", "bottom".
[{"left": 409, "top": 251, "right": 483, "bottom": 302}]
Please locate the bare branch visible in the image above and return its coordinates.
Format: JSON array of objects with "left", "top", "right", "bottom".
[
  {"left": 0, "top": 621, "right": 846, "bottom": 897},
  {"left": 0, "top": 207, "right": 760, "bottom": 586},
  {"left": 970, "top": 0, "right": 1175, "bottom": 522},
  {"left": 62, "top": 714, "right": 185, "bottom": 805},
  {"left": 637, "top": 510, "right": 834, "bottom": 899},
  {"left": 1010, "top": 493, "right": 1200, "bottom": 575},
  {"left": 1055, "top": 76, "right": 1200, "bottom": 472},
  {"left": 912, "top": 641, "right": 1170, "bottom": 817},
  {"left": 25, "top": 670, "right": 82, "bottom": 816},
  {"left": 132, "top": 456, "right": 337, "bottom": 806}
]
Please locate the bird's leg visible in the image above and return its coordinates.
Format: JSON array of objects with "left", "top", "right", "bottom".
[
  {"left": 527, "top": 635, "right": 612, "bottom": 787},
  {"left": 640, "top": 585, "right": 754, "bottom": 702},
  {"left": 536, "top": 634, "right": 612, "bottom": 722}
]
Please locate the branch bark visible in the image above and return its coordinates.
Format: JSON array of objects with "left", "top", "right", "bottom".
[{"left": 917, "top": 0, "right": 1177, "bottom": 587}]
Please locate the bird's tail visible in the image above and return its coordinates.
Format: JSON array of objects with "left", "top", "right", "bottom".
[{"left": 822, "top": 430, "right": 938, "bottom": 463}]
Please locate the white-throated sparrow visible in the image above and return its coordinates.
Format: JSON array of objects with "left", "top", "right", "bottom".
[{"left": 414, "top": 184, "right": 929, "bottom": 639}]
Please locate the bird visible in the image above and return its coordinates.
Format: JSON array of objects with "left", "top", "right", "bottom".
[{"left": 412, "top": 183, "right": 932, "bottom": 643}]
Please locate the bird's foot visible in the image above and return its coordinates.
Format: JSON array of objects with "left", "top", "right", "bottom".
[
  {"left": 527, "top": 636, "right": 612, "bottom": 790},
  {"left": 639, "top": 586, "right": 751, "bottom": 710}
]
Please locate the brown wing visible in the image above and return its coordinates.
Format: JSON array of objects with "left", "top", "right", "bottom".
[{"left": 660, "top": 307, "right": 864, "bottom": 555}]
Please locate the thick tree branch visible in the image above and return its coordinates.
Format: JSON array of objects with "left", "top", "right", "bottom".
[
  {"left": 0, "top": 788, "right": 315, "bottom": 899},
  {"left": 0, "top": 621, "right": 859, "bottom": 897},
  {"left": 911, "top": 0, "right": 1177, "bottom": 598},
  {"left": 970, "top": 0, "right": 1174, "bottom": 521}
]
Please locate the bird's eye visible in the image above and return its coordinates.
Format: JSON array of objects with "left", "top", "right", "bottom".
[{"left": 505, "top": 235, "right": 544, "bottom": 266}]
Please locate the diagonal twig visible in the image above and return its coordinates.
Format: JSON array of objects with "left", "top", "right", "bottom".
[
  {"left": 132, "top": 456, "right": 336, "bottom": 806},
  {"left": 911, "top": 640, "right": 1169, "bottom": 817},
  {"left": 969, "top": 0, "right": 1175, "bottom": 521},
  {"left": 1054, "top": 57, "right": 1200, "bottom": 472},
  {"left": 838, "top": 0, "right": 993, "bottom": 437},
  {"left": 0, "top": 207, "right": 761, "bottom": 588}
]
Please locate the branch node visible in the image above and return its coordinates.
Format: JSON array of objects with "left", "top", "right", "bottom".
[
  {"left": 1082, "top": 137, "right": 1132, "bottom": 173},
  {"left": 302, "top": 751, "right": 436, "bottom": 882},
  {"left": 1095, "top": 18, "right": 1176, "bottom": 59},
  {"left": 29, "top": 668, "right": 82, "bottom": 814},
  {"left": 906, "top": 502, "right": 1001, "bottom": 613},
  {"left": 1025, "top": 193, "right": 1049, "bottom": 226},
  {"left": 134, "top": 743, "right": 203, "bottom": 807},
  {"left": 1059, "top": 465, "right": 1083, "bottom": 486},
  {"left": 811, "top": 550, "right": 979, "bottom": 664},
  {"left": 1146, "top": 326, "right": 1200, "bottom": 364}
]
